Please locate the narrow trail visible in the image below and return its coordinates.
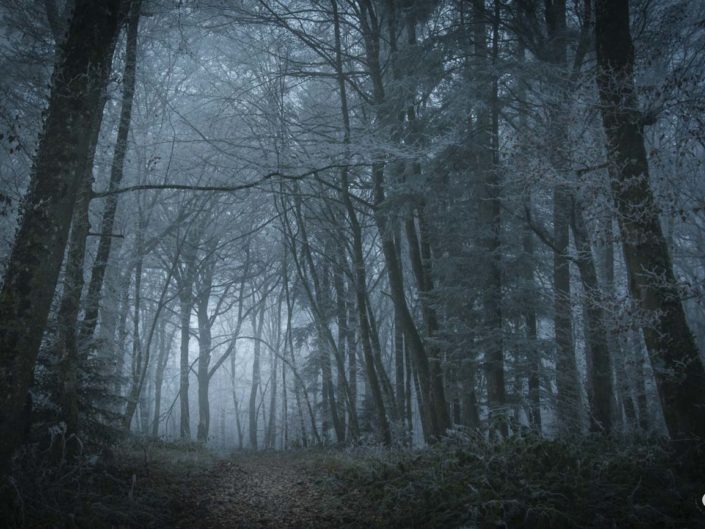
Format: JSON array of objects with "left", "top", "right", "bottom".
[{"left": 172, "top": 452, "right": 349, "bottom": 529}]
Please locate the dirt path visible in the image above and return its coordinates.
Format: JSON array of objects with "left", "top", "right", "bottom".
[{"left": 172, "top": 452, "right": 349, "bottom": 529}]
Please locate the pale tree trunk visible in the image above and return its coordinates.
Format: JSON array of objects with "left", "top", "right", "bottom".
[
  {"left": 177, "top": 235, "right": 197, "bottom": 440},
  {"left": 152, "top": 323, "right": 174, "bottom": 437},
  {"left": 265, "top": 293, "right": 283, "bottom": 449},
  {"left": 249, "top": 301, "right": 266, "bottom": 449},
  {"left": 281, "top": 352, "right": 288, "bottom": 449},
  {"left": 595, "top": 0, "right": 705, "bottom": 439},
  {"left": 123, "top": 213, "right": 145, "bottom": 431}
]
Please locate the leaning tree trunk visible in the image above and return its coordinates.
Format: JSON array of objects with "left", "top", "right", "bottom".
[
  {"left": 0, "top": 0, "right": 125, "bottom": 470},
  {"left": 595, "top": 0, "right": 705, "bottom": 439},
  {"left": 357, "top": 1, "right": 449, "bottom": 441},
  {"left": 80, "top": 0, "right": 142, "bottom": 347}
]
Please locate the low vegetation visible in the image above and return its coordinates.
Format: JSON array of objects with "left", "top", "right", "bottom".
[
  {"left": 310, "top": 434, "right": 705, "bottom": 529},
  {"left": 0, "top": 438, "right": 220, "bottom": 529}
]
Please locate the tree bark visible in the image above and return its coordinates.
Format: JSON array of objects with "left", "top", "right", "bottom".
[
  {"left": 0, "top": 0, "right": 125, "bottom": 469},
  {"left": 80, "top": 0, "right": 142, "bottom": 347},
  {"left": 571, "top": 198, "right": 613, "bottom": 432},
  {"left": 249, "top": 301, "right": 265, "bottom": 449},
  {"left": 595, "top": 0, "right": 705, "bottom": 439}
]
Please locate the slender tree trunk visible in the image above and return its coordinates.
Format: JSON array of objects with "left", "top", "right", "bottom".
[
  {"left": 114, "top": 270, "right": 132, "bottom": 395},
  {"left": 55, "top": 176, "right": 92, "bottom": 455},
  {"left": 178, "top": 290, "right": 192, "bottom": 439},
  {"left": 394, "top": 308, "right": 405, "bottom": 428},
  {"left": 595, "top": 0, "right": 705, "bottom": 439},
  {"left": 522, "top": 224, "right": 542, "bottom": 433},
  {"left": 124, "top": 229, "right": 143, "bottom": 431},
  {"left": 471, "top": 0, "right": 506, "bottom": 437},
  {"left": 265, "top": 359, "right": 278, "bottom": 449},
  {"left": 230, "top": 345, "right": 244, "bottom": 450},
  {"left": 249, "top": 302, "right": 265, "bottom": 449},
  {"left": 80, "top": 0, "right": 141, "bottom": 347},
  {"left": 178, "top": 242, "right": 197, "bottom": 440},
  {"left": 152, "top": 324, "right": 173, "bottom": 437},
  {"left": 196, "top": 295, "right": 212, "bottom": 443},
  {"left": 571, "top": 199, "right": 613, "bottom": 432}
]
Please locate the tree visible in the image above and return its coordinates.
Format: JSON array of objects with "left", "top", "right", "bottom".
[
  {"left": 595, "top": 0, "right": 705, "bottom": 439},
  {"left": 0, "top": 0, "right": 126, "bottom": 470}
]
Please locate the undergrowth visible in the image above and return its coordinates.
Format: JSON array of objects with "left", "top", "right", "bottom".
[
  {"left": 311, "top": 432, "right": 705, "bottom": 529},
  {"left": 0, "top": 437, "right": 219, "bottom": 529}
]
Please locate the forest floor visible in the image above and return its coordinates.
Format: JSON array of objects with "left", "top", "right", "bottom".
[
  {"left": 3, "top": 435, "right": 705, "bottom": 528},
  {"left": 170, "top": 451, "right": 350, "bottom": 529}
]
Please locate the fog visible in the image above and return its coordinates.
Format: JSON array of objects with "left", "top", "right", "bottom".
[{"left": 1, "top": 0, "right": 704, "bottom": 527}]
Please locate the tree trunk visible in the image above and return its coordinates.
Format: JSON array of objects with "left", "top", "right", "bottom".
[
  {"left": 152, "top": 323, "right": 173, "bottom": 437},
  {"left": 80, "top": 0, "right": 141, "bottom": 347},
  {"left": 196, "top": 294, "right": 212, "bottom": 443},
  {"left": 595, "top": 0, "right": 705, "bottom": 439},
  {"left": 522, "top": 223, "right": 542, "bottom": 433},
  {"left": 0, "top": 0, "right": 125, "bottom": 469},
  {"left": 178, "top": 288, "right": 193, "bottom": 439},
  {"left": 249, "top": 302, "right": 265, "bottom": 449},
  {"left": 471, "top": 0, "right": 506, "bottom": 438},
  {"left": 571, "top": 198, "right": 613, "bottom": 433},
  {"left": 55, "top": 175, "right": 92, "bottom": 456}
]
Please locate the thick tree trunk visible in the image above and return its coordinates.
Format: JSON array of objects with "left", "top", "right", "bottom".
[
  {"left": 0, "top": 0, "right": 125, "bottom": 469},
  {"left": 595, "top": 0, "right": 705, "bottom": 439}
]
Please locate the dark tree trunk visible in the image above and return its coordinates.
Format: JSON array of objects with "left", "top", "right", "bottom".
[
  {"left": 80, "top": 0, "right": 142, "bottom": 347},
  {"left": 522, "top": 224, "right": 542, "bottom": 433},
  {"left": 595, "top": 0, "right": 705, "bottom": 439},
  {"left": 196, "top": 295, "right": 212, "bottom": 443},
  {"left": 571, "top": 199, "right": 613, "bottom": 433},
  {"left": 471, "top": 0, "right": 506, "bottom": 438},
  {"left": 0, "top": 0, "right": 125, "bottom": 469},
  {"left": 55, "top": 175, "right": 93, "bottom": 456}
]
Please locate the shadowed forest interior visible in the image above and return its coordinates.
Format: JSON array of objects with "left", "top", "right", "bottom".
[{"left": 1, "top": 0, "right": 705, "bottom": 527}]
